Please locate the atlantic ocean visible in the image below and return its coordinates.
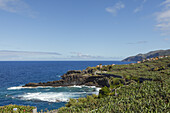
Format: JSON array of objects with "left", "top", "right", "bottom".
[{"left": 0, "top": 61, "right": 130, "bottom": 111}]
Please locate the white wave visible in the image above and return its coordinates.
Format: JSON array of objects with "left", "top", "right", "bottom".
[
  {"left": 9, "top": 85, "right": 101, "bottom": 102},
  {"left": 16, "top": 92, "right": 86, "bottom": 102},
  {"left": 8, "top": 85, "right": 101, "bottom": 90},
  {"left": 85, "top": 86, "right": 97, "bottom": 88},
  {"left": 71, "top": 85, "right": 101, "bottom": 94},
  {"left": 68, "top": 85, "right": 83, "bottom": 88},
  {"left": 96, "top": 88, "right": 101, "bottom": 92},
  {"left": 7, "top": 86, "right": 54, "bottom": 90},
  {"left": 89, "top": 89, "right": 101, "bottom": 95},
  {"left": 69, "top": 85, "right": 100, "bottom": 89},
  {"left": 7, "top": 86, "right": 24, "bottom": 90}
]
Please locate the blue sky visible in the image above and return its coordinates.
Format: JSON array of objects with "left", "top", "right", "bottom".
[{"left": 0, "top": 0, "right": 169, "bottom": 61}]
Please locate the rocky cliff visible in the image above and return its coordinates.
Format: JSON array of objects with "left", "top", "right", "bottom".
[{"left": 24, "top": 70, "right": 110, "bottom": 88}]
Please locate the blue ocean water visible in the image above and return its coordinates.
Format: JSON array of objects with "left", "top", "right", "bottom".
[{"left": 0, "top": 61, "right": 130, "bottom": 111}]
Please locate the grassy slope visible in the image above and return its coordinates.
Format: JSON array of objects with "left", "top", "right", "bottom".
[{"left": 57, "top": 57, "right": 170, "bottom": 113}]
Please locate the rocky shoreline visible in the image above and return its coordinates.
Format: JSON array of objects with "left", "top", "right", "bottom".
[
  {"left": 23, "top": 70, "right": 110, "bottom": 88},
  {"left": 23, "top": 64, "right": 153, "bottom": 88}
]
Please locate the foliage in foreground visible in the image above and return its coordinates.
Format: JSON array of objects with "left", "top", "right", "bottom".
[
  {"left": 57, "top": 57, "right": 170, "bottom": 113},
  {"left": 0, "top": 104, "right": 36, "bottom": 113},
  {"left": 58, "top": 80, "right": 170, "bottom": 113}
]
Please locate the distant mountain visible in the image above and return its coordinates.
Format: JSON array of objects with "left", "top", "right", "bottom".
[{"left": 122, "top": 49, "right": 170, "bottom": 61}]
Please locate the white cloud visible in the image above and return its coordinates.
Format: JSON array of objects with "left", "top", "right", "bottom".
[
  {"left": 155, "top": 0, "right": 170, "bottom": 35},
  {"left": 134, "top": 5, "right": 143, "bottom": 13},
  {"left": 127, "top": 41, "right": 148, "bottom": 44},
  {"left": 106, "top": 1, "right": 125, "bottom": 16},
  {"left": 0, "top": 50, "right": 61, "bottom": 61},
  {"left": 0, "top": 50, "right": 61, "bottom": 55},
  {"left": 70, "top": 52, "right": 123, "bottom": 60},
  {"left": 0, "top": 0, "right": 36, "bottom": 17},
  {"left": 0, "top": 50, "right": 123, "bottom": 61},
  {"left": 134, "top": 0, "right": 147, "bottom": 13},
  {"left": 161, "top": 0, "right": 170, "bottom": 7},
  {"left": 70, "top": 52, "right": 102, "bottom": 59}
]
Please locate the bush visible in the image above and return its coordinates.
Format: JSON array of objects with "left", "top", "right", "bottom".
[
  {"left": 86, "top": 95, "right": 94, "bottom": 103},
  {"left": 92, "top": 94, "right": 98, "bottom": 98},
  {"left": 66, "top": 98, "right": 77, "bottom": 107},
  {"left": 131, "top": 76, "right": 140, "bottom": 82},
  {"left": 99, "top": 86, "right": 111, "bottom": 98},
  {"left": 78, "top": 97, "right": 87, "bottom": 103}
]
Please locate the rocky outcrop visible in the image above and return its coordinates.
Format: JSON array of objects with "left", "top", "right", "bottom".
[{"left": 24, "top": 70, "right": 110, "bottom": 88}]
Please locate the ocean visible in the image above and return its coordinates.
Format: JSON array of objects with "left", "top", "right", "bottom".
[{"left": 0, "top": 61, "right": 130, "bottom": 111}]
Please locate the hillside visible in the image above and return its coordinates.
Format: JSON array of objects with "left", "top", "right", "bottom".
[
  {"left": 122, "top": 49, "right": 170, "bottom": 61},
  {"left": 57, "top": 56, "right": 170, "bottom": 113}
]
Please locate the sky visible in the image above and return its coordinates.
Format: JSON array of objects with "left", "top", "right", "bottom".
[{"left": 0, "top": 0, "right": 169, "bottom": 61}]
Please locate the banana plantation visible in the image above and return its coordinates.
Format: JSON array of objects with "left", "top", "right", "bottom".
[{"left": 58, "top": 57, "right": 170, "bottom": 113}]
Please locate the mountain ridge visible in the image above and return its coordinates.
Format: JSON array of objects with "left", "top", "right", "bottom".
[{"left": 122, "top": 49, "right": 170, "bottom": 61}]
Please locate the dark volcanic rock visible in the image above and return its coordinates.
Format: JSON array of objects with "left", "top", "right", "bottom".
[
  {"left": 23, "top": 70, "right": 112, "bottom": 87},
  {"left": 65, "top": 70, "right": 81, "bottom": 75},
  {"left": 23, "top": 70, "right": 110, "bottom": 88},
  {"left": 24, "top": 83, "right": 39, "bottom": 87},
  {"left": 85, "top": 76, "right": 110, "bottom": 87}
]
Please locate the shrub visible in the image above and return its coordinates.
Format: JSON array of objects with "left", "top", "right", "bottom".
[
  {"left": 92, "top": 94, "right": 98, "bottom": 98},
  {"left": 99, "top": 86, "right": 111, "bottom": 98},
  {"left": 131, "top": 76, "right": 140, "bottom": 82},
  {"left": 66, "top": 98, "right": 77, "bottom": 107},
  {"left": 86, "top": 95, "right": 94, "bottom": 103},
  {"left": 78, "top": 97, "right": 87, "bottom": 103}
]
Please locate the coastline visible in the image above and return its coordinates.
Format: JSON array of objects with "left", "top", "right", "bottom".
[
  {"left": 23, "top": 70, "right": 111, "bottom": 88},
  {"left": 2, "top": 57, "right": 170, "bottom": 112},
  {"left": 1, "top": 61, "right": 124, "bottom": 112}
]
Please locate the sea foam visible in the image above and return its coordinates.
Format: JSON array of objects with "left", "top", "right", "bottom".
[
  {"left": 7, "top": 86, "right": 24, "bottom": 90},
  {"left": 16, "top": 92, "right": 87, "bottom": 102},
  {"left": 7, "top": 86, "right": 53, "bottom": 90},
  {"left": 8, "top": 85, "right": 101, "bottom": 102}
]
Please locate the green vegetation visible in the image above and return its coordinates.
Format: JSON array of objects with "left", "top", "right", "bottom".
[
  {"left": 0, "top": 104, "right": 36, "bottom": 113},
  {"left": 57, "top": 57, "right": 170, "bottom": 113},
  {"left": 98, "top": 86, "right": 111, "bottom": 98}
]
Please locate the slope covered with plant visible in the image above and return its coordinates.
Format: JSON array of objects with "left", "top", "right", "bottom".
[{"left": 57, "top": 57, "right": 170, "bottom": 113}]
